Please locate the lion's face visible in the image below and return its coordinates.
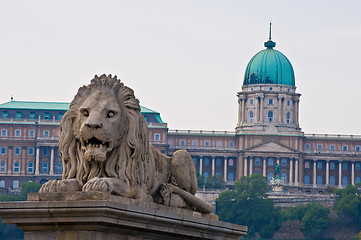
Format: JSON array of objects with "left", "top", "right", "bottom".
[{"left": 75, "top": 90, "right": 125, "bottom": 163}]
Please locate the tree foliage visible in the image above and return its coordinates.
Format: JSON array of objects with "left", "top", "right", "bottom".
[
  {"left": 216, "top": 174, "right": 276, "bottom": 238},
  {"left": 197, "top": 173, "right": 226, "bottom": 189},
  {"left": 334, "top": 184, "right": 361, "bottom": 227}
]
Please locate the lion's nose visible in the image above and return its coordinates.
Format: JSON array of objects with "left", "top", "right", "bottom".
[{"left": 85, "top": 121, "right": 103, "bottom": 129}]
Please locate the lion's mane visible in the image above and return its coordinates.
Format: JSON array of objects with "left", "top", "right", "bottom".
[{"left": 59, "top": 74, "right": 150, "bottom": 189}]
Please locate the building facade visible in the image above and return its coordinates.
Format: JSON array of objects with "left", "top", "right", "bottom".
[{"left": 1, "top": 30, "right": 361, "bottom": 194}]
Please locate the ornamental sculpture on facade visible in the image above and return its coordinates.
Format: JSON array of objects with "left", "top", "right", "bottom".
[{"left": 40, "top": 74, "right": 212, "bottom": 213}]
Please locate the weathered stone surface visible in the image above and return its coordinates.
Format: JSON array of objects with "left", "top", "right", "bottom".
[
  {"left": 39, "top": 74, "right": 212, "bottom": 213},
  {"left": 0, "top": 192, "right": 247, "bottom": 240}
]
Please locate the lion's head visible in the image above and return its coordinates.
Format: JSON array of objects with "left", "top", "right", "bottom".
[{"left": 59, "top": 74, "right": 150, "bottom": 187}]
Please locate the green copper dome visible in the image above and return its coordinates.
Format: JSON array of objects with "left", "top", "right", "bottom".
[{"left": 243, "top": 29, "right": 295, "bottom": 87}]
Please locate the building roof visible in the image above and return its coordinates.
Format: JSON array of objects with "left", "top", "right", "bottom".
[
  {"left": 0, "top": 101, "right": 70, "bottom": 111},
  {"left": 243, "top": 24, "right": 295, "bottom": 87}
]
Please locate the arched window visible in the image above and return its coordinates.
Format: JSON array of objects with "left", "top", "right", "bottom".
[
  {"left": 317, "top": 175, "right": 323, "bottom": 185},
  {"left": 56, "top": 162, "right": 63, "bottom": 174},
  {"left": 268, "top": 158, "right": 274, "bottom": 166},
  {"left": 0, "top": 160, "right": 6, "bottom": 173},
  {"left": 216, "top": 172, "right": 222, "bottom": 177},
  {"left": 1, "top": 147, "right": 6, "bottom": 155},
  {"left": 317, "top": 162, "right": 323, "bottom": 169},
  {"left": 330, "top": 162, "right": 336, "bottom": 170},
  {"left": 28, "top": 147, "right": 34, "bottom": 155},
  {"left": 355, "top": 177, "right": 361, "bottom": 184},
  {"left": 255, "top": 158, "right": 261, "bottom": 165},
  {"left": 203, "top": 172, "right": 209, "bottom": 182},
  {"left": 249, "top": 111, "right": 254, "bottom": 122},
  {"left": 356, "top": 163, "right": 361, "bottom": 171},
  {"left": 342, "top": 176, "right": 348, "bottom": 186},
  {"left": 228, "top": 172, "right": 234, "bottom": 182},
  {"left": 13, "top": 161, "right": 20, "bottom": 173},
  {"left": 267, "top": 172, "right": 273, "bottom": 182},
  {"left": 14, "top": 147, "right": 20, "bottom": 155},
  {"left": 228, "top": 159, "right": 234, "bottom": 166},
  {"left": 342, "top": 162, "right": 348, "bottom": 170},
  {"left": 216, "top": 158, "right": 222, "bottom": 166},
  {"left": 281, "top": 172, "right": 287, "bottom": 183},
  {"left": 204, "top": 158, "right": 210, "bottom": 166},
  {"left": 13, "top": 180, "right": 19, "bottom": 189},
  {"left": 0, "top": 180, "right": 5, "bottom": 188},
  {"left": 267, "top": 111, "right": 274, "bottom": 122},
  {"left": 42, "top": 162, "right": 48, "bottom": 173},
  {"left": 329, "top": 176, "right": 336, "bottom": 185},
  {"left": 304, "top": 175, "right": 310, "bottom": 185},
  {"left": 281, "top": 159, "right": 287, "bottom": 166},
  {"left": 27, "top": 162, "right": 34, "bottom": 173},
  {"left": 286, "top": 112, "right": 291, "bottom": 123}
]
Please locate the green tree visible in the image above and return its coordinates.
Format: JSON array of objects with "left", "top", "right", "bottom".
[
  {"left": 301, "top": 202, "right": 330, "bottom": 238},
  {"left": 216, "top": 174, "right": 276, "bottom": 238},
  {"left": 205, "top": 175, "right": 226, "bottom": 189},
  {"left": 19, "top": 181, "right": 41, "bottom": 200},
  {"left": 334, "top": 184, "right": 361, "bottom": 227}
]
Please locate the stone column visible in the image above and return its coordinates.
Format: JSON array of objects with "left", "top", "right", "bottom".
[
  {"left": 260, "top": 97, "right": 264, "bottom": 123},
  {"left": 238, "top": 99, "right": 243, "bottom": 125},
  {"left": 21, "top": 147, "right": 26, "bottom": 175},
  {"left": 7, "top": 146, "right": 13, "bottom": 175},
  {"left": 313, "top": 160, "right": 317, "bottom": 187},
  {"left": 211, "top": 156, "right": 215, "bottom": 176},
  {"left": 35, "top": 147, "right": 40, "bottom": 175},
  {"left": 326, "top": 160, "right": 330, "bottom": 185},
  {"left": 199, "top": 156, "right": 203, "bottom": 175},
  {"left": 244, "top": 157, "right": 248, "bottom": 177},
  {"left": 50, "top": 147, "right": 54, "bottom": 175},
  {"left": 295, "top": 157, "right": 299, "bottom": 186},
  {"left": 278, "top": 97, "right": 282, "bottom": 123},
  {"left": 263, "top": 158, "right": 267, "bottom": 177},
  {"left": 289, "top": 158, "right": 293, "bottom": 185},
  {"left": 237, "top": 155, "right": 244, "bottom": 180},
  {"left": 241, "top": 99, "right": 246, "bottom": 124},
  {"left": 295, "top": 100, "right": 300, "bottom": 127},
  {"left": 249, "top": 157, "right": 253, "bottom": 175},
  {"left": 224, "top": 157, "right": 228, "bottom": 182},
  {"left": 352, "top": 161, "right": 355, "bottom": 185},
  {"left": 255, "top": 97, "right": 259, "bottom": 123},
  {"left": 338, "top": 161, "right": 342, "bottom": 187}
]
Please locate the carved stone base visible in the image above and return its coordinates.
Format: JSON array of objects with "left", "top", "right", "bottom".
[{"left": 0, "top": 192, "right": 247, "bottom": 240}]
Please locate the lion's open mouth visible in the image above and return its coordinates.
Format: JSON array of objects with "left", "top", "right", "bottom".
[{"left": 81, "top": 137, "right": 113, "bottom": 162}]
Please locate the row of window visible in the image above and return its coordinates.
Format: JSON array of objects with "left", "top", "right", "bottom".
[
  {"left": 248, "top": 98, "right": 292, "bottom": 107},
  {"left": 1, "top": 129, "right": 52, "bottom": 138},
  {"left": 192, "top": 157, "right": 235, "bottom": 166},
  {"left": 304, "top": 143, "right": 360, "bottom": 152},
  {"left": 202, "top": 171, "right": 234, "bottom": 182},
  {"left": 304, "top": 175, "right": 361, "bottom": 186},
  {"left": 0, "top": 160, "right": 62, "bottom": 174},
  {"left": 0, "top": 180, "right": 20, "bottom": 188},
  {"left": 304, "top": 161, "right": 361, "bottom": 170},
  {"left": 1, "top": 111, "right": 64, "bottom": 120},
  {"left": 248, "top": 111, "right": 291, "bottom": 123},
  {"left": 249, "top": 86, "right": 292, "bottom": 93},
  {"left": 0, "top": 147, "right": 58, "bottom": 156}
]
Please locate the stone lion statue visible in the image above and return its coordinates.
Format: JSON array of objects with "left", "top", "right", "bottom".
[{"left": 40, "top": 74, "right": 211, "bottom": 213}]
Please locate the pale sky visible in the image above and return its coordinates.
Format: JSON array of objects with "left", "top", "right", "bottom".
[{"left": 0, "top": 1, "right": 361, "bottom": 134}]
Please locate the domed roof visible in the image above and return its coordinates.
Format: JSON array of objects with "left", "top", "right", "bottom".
[{"left": 243, "top": 26, "right": 295, "bottom": 87}]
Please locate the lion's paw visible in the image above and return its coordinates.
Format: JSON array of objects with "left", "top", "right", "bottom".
[
  {"left": 39, "top": 179, "right": 59, "bottom": 193},
  {"left": 82, "top": 177, "right": 113, "bottom": 193}
]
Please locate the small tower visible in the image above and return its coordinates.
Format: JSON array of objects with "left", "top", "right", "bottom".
[{"left": 236, "top": 24, "right": 302, "bottom": 135}]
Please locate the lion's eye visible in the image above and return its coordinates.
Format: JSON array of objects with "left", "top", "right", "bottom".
[
  {"left": 107, "top": 111, "right": 115, "bottom": 118},
  {"left": 82, "top": 110, "right": 89, "bottom": 117}
]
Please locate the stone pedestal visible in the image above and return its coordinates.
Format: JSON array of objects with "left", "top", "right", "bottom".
[{"left": 0, "top": 192, "right": 247, "bottom": 240}]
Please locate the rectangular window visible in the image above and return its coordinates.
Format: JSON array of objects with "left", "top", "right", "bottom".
[
  {"left": 287, "top": 100, "right": 291, "bottom": 106},
  {"left": 44, "top": 112, "right": 51, "bottom": 120},
  {"left": 154, "top": 133, "right": 160, "bottom": 142},
  {"left": 28, "top": 148, "right": 34, "bottom": 155},
  {"left": 192, "top": 140, "right": 198, "bottom": 147},
  {"left": 305, "top": 161, "right": 310, "bottom": 168},
  {"left": 43, "top": 130, "right": 50, "bottom": 137},
  {"left": 29, "top": 112, "right": 36, "bottom": 119},
  {"left": 342, "top": 145, "right": 348, "bottom": 151},
  {"left": 330, "top": 145, "right": 336, "bottom": 151},
  {"left": 15, "top": 129, "right": 21, "bottom": 137},
  {"left": 43, "top": 148, "right": 48, "bottom": 155},
  {"left": 14, "top": 147, "right": 20, "bottom": 155},
  {"left": 168, "top": 140, "right": 173, "bottom": 147},
  {"left": 1, "top": 129, "right": 7, "bottom": 137},
  {"left": 29, "top": 130, "right": 35, "bottom": 138},
  {"left": 180, "top": 140, "right": 186, "bottom": 147},
  {"left": 249, "top": 99, "right": 254, "bottom": 105},
  {"left": 216, "top": 141, "right": 222, "bottom": 149},
  {"left": 16, "top": 112, "right": 22, "bottom": 119},
  {"left": 268, "top": 99, "right": 273, "bottom": 105},
  {"left": 356, "top": 146, "right": 361, "bottom": 152},
  {"left": 229, "top": 141, "right": 234, "bottom": 148},
  {"left": 2, "top": 111, "right": 8, "bottom": 118},
  {"left": 304, "top": 144, "right": 310, "bottom": 150},
  {"left": 204, "top": 141, "right": 210, "bottom": 148},
  {"left": 317, "top": 144, "right": 323, "bottom": 151},
  {"left": 58, "top": 113, "right": 64, "bottom": 120}
]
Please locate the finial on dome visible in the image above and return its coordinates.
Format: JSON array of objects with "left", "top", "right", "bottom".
[{"left": 264, "top": 22, "right": 276, "bottom": 49}]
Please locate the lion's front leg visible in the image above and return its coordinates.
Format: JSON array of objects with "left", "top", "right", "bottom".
[
  {"left": 82, "top": 177, "right": 152, "bottom": 201},
  {"left": 39, "top": 179, "right": 81, "bottom": 193}
]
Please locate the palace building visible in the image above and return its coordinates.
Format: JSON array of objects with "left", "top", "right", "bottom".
[{"left": 1, "top": 28, "right": 361, "bottom": 194}]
